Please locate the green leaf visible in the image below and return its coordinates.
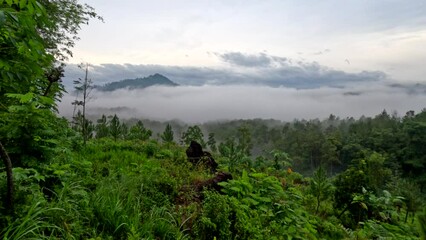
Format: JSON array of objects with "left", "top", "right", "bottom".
[
  {"left": 250, "top": 172, "right": 266, "bottom": 178},
  {"left": 27, "top": 2, "right": 34, "bottom": 13},
  {"left": 19, "top": 0, "right": 27, "bottom": 10},
  {"left": 242, "top": 169, "right": 249, "bottom": 181},
  {"left": 6, "top": 11, "right": 19, "bottom": 23},
  {"left": 242, "top": 197, "right": 259, "bottom": 206},
  {"left": 53, "top": 170, "right": 66, "bottom": 176},
  {"left": 0, "top": 10, "right": 5, "bottom": 24},
  {"left": 288, "top": 226, "right": 296, "bottom": 233}
]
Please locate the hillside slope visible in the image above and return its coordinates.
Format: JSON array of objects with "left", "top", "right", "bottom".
[{"left": 96, "top": 73, "right": 178, "bottom": 91}]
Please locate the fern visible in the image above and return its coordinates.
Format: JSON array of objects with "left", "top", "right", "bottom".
[{"left": 418, "top": 208, "right": 426, "bottom": 240}]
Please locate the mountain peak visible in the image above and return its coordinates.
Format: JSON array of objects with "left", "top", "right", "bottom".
[
  {"left": 96, "top": 74, "right": 178, "bottom": 91},
  {"left": 152, "top": 73, "right": 164, "bottom": 77}
]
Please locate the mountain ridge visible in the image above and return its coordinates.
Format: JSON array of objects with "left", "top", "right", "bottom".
[{"left": 95, "top": 73, "right": 178, "bottom": 91}]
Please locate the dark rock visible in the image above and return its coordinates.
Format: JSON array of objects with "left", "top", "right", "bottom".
[
  {"left": 186, "top": 141, "right": 204, "bottom": 165},
  {"left": 186, "top": 141, "right": 218, "bottom": 173}
]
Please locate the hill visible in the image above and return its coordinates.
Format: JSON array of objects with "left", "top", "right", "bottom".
[{"left": 96, "top": 73, "right": 178, "bottom": 91}]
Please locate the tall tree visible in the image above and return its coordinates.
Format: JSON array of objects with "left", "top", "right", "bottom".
[
  {"left": 310, "top": 166, "right": 333, "bottom": 214},
  {"left": 161, "top": 124, "right": 174, "bottom": 143},
  {"left": 72, "top": 110, "right": 94, "bottom": 141},
  {"left": 237, "top": 125, "right": 252, "bottom": 156},
  {"left": 72, "top": 63, "right": 93, "bottom": 145},
  {"left": 207, "top": 133, "right": 217, "bottom": 152},
  {"left": 181, "top": 125, "right": 205, "bottom": 147},
  {"left": 0, "top": 0, "right": 101, "bottom": 211},
  {"left": 120, "top": 122, "right": 129, "bottom": 139},
  {"left": 270, "top": 150, "right": 292, "bottom": 170},
  {"left": 95, "top": 115, "right": 109, "bottom": 138},
  {"left": 108, "top": 114, "right": 121, "bottom": 141},
  {"left": 128, "top": 121, "right": 152, "bottom": 141}
]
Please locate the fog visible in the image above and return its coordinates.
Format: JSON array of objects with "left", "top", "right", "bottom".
[
  {"left": 62, "top": 52, "right": 387, "bottom": 89},
  {"left": 58, "top": 84, "right": 426, "bottom": 123}
]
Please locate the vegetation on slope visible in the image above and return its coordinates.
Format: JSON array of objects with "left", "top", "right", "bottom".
[
  {"left": 1, "top": 109, "right": 426, "bottom": 239},
  {"left": 1, "top": 1, "right": 425, "bottom": 239}
]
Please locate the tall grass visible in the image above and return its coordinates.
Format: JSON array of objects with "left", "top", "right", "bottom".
[
  {"left": 1, "top": 201, "right": 63, "bottom": 240},
  {"left": 419, "top": 208, "right": 426, "bottom": 240},
  {"left": 91, "top": 178, "right": 142, "bottom": 239},
  {"left": 45, "top": 181, "right": 93, "bottom": 239}
]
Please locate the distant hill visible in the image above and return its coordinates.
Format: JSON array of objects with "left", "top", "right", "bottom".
[{"left": 96, "top": 73, "right": 178, "bottom": 91}]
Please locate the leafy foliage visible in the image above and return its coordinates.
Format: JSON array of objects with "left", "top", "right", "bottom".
[
  {"left": 1, "top": 1, "right": 425, "bottom": 239},
  {"left": 161, "top": 123, "right": 175, "bottom": 143},
  {"left": 181, "top": 125, "right": 206, "bottom": 147},
  {"left": 128, "top": 120, "right": 152, "bottom": 141},
  {"left": 309, "top": 166, "right": 333, "bottom": 214}
]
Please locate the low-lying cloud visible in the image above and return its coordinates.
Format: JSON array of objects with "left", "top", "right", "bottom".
[
  {"left": 58, "top": 84, "right": 426, "bottom": 123},
  {"left": 63, "top": 52, "right": 388, "bottom": 90},
  {"left": 218, "top": 52, "right": 274, "bottom": 67}
]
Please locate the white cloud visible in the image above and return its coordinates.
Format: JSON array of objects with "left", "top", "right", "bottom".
[
  {"left": 58, "top": 84, "right": 426, "bottom": 123},
  {"left": 63, "top": 52, "right": 387, "bottom": 90}
]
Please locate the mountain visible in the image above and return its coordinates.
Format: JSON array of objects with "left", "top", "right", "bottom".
[{"left": 95, "top": 73, "right": 178, "bottom": 91}]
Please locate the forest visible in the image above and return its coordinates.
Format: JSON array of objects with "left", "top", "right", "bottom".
[{"left": 1, "top": 1, "right": 426, "bottom": 239}]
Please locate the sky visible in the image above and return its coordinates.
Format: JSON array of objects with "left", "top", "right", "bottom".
[{"left": 60, "top": 0, "right": 426, "bottom": 122}]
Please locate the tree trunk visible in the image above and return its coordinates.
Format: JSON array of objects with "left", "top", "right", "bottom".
[
  {"left": 315, "top": 194, "right": 321, "bottom": 214},
  {"left": 82, "top": 64, "right": 88, "bottom": 145},
  {"left": 0, "top": 141, "right": 13, "bottom": 210},
  {"left": 405, "top": 208, "right": 409, "bottom": 223}
]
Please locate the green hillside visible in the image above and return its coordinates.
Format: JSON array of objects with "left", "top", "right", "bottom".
[
  {"left": 1, "top": 1, "right": 425, "bottom": 239},
  {"left": 2, "top": 110, "right": 426, "bottom": 239}
]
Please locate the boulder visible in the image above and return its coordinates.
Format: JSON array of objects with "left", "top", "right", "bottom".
[{"left": 186, "top": 141, "right": 218, "bottom": 173}]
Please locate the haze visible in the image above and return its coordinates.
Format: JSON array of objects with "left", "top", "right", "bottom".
[{"left": 60, "top": 0, "right": 426, "bottom": 122}]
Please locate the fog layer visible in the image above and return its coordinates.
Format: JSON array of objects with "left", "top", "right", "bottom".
[{"left": 58, "top": 84, "right": 426, "bottom": 123}]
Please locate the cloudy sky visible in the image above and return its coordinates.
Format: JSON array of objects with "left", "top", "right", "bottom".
[{"left": 60, "top": 0, "right": 426, "bottom": 122}]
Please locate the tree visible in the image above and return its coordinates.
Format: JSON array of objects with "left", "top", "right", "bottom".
[
  {"left": 108, "top": 115, "right": 121, "bottom": 141},
  {"left": 207, "top": 133, "right": 217, "bottom": 152},
  {"left": 334, "top": 152, "right": 393, "bottom": 225},
  {"left": 237, "top": 125, "right": 252, "bottom": 156},
  {"left": 128, "top": 121, "right": 152, "bottom": 141},
  {"left": 95, "top": 115, "right": 109, "bottom": 138},
  {"left": 0, "top": 0, "right": 100, "bottom": 211},
  {"left": 72, "top": 63, "right": 94, "bottom": 145},
  {"left": 218, "top": 137, "right": 249, "bottom": 173},
  {"left": 1, "top": 1, "right": 101, "bottom": 103},
  {"left": 1, "top": 2, "right": 56, "bottom": 104},
  {"left": 365, "top": 152, "right": 392, "bottom": 193},
  {"left": 270, "top": 150, "right": 292, "bottom": 170},
  {"left": 334, "top": 159, "right": 369, "bottom": 222},
  {"left": 402, "top": 115, "right": 426, "bottom": 189},
  {"left": 395, "top": 179, "right": 423, "bottom": 223},
  {"left": 310, "top": 166, "right": 333, "bottom": 214},
  {"left": 120, "top": 122, "right": 129, "bottom": 139},
  {"left": 181, "top": 125, "right": 205, "bottom": 147},
  {"left": 161, "top": 124, "right": 174, "bottom": 143},
  {"left": 72, "top": 110, "right": 94, "bottom": 141}
]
